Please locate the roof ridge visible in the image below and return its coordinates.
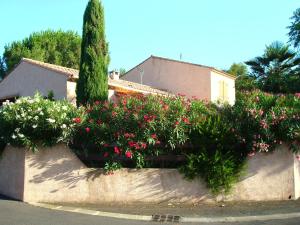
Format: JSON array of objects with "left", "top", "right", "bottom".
[{"left": 150, "top": 55, "right": 235, "bottom": 78}]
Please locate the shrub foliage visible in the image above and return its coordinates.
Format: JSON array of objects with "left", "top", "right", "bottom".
[{"left": 0, "top": 91, "right": 299, "bottom": 194}]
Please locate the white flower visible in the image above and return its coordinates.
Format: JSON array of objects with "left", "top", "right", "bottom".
[
  {"left": 11, "top": 134, "right": 17, "bottom": 139},
  {"left": 61, "top": 124, "right": 67, "bottom": 129},
  {"left": 62, "top": 106, "right": 68, "bottom": 110},
  {"left": 39, "top": 111, "right": 44, "bottom": 116},
  {"left": 15, "top": 128, "right": 20, "bottom": 133},
  {"left": 32, "top": 124, "right": 38, "bottom": 129},
  {"left": 34, "top": 116, "right": 39, "bottom": 120},
  {"left": 47, "top": 118, "right": 56, "bottom": 123},
  {"left": 28, "top": 99, "right": 34, "bottom": 104},
  {"left": 18, "top": 134, "right": 24, "bottom": 138}
]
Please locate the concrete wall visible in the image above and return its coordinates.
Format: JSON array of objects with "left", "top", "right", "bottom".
[
  {"left": 0, "top": 144, "right": 299, "bottom": 204},
  {"left": 210, "top": 71, "right": 236, "bottom": 105},
  {"left": 294, "top": 154, "right": 300, "bottom": 199},
  {"left": 123, "top": 57, "right": 212, "bottom": 101},
  {"left": 0, "top": 62, "right": 68, "bottom": 100}
]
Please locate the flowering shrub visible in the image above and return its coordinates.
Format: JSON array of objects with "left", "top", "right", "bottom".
[
  {"left": 0, "top": 90, "right": 299, "bottom": 195},
  {"left": 0, "top": 93, "right": 84, "bottom": 151},
  {"left": 73, "top": 94, "right": 215, "bottom": 171},
  {"left": 224, "top": 90, "right": 300, "bottom": 155}
]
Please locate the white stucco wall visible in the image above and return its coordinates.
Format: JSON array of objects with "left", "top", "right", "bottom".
[
  {"left": 210, "top": 71, "right": 235, "bottom": 105},
  {"left": 123, "top": 57, "right": 212, "bottom": 101},
  {"left": 0, "top": 144, "right": 299, "bottom": 203},
  {"left": 0, "top": 62, "right": 68, "bottom": 100}
]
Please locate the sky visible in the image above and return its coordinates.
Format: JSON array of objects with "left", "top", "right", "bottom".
[{"left": 0, "top": 0, "right": 298, "bottom": 71}]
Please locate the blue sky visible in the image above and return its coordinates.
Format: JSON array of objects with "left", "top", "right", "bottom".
[{"left": 0, "top": 0, "right": 298, "bottom": 71}]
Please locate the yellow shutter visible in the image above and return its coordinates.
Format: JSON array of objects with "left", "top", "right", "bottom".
[
  {"left": 224, "top": 82, "right": 229, "bottom": 102},
  {"left": 218, "top": 81, "right": 223, "bottom": 101}
]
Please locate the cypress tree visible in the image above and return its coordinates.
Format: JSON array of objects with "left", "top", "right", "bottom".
[{"left": 76, "top": 0, "right": 109, "bottom": 106}]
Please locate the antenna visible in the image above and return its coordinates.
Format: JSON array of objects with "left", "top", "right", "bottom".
[{"left": 137, "top": 66, "right": 144, "bottom": 85}]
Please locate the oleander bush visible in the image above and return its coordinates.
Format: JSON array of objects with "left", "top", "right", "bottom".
[
  {"left": 0, "top": 93, "right": 84, "bottom": 151},
  {"left": 0, "top": 91, "right": 299, "bottom": 194}
]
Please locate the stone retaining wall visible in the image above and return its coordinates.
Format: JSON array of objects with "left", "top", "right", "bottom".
[{"left": 0, "top": 144, "right": 299, "bottom": 203}]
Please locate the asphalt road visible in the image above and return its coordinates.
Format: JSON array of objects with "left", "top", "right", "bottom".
[{"left": 0, "top": 195, "right": 300, "bottom": 225}]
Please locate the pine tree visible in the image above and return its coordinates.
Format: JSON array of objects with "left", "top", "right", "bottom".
[{"left": 76, "top": 0, "right": 109, "bottom": 106}]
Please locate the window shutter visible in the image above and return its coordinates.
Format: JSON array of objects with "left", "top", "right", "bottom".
[
  {"left": 224, "top": 82, "right": 229, "bottom": 102},
  {"left": 218, "top": 81, "right": 223, "bottom": 101}
]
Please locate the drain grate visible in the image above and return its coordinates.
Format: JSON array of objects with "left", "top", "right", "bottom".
[{"left": 152, "top": 214, "right": 181, "bottom": 223}]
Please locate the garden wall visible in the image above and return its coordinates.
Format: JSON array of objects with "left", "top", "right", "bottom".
[{"left": 0, "top": 144, "right": 299, "bottom": 203}]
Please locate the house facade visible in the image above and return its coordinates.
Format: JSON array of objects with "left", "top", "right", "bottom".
[
  {"left": 122, "top": 56, "right": 236, "bottom": 105},
  {"left": 0, "top": 58, "right": 169, "bottom": 105}
]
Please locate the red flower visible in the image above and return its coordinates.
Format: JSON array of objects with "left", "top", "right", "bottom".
[
  {"left": 174, "top": 121, "right": 180, "bottom": 126},
  {"left": 155, "top": 140, "right": 161, "bottom": 145},
  {"left": 125, "top": 151, "right": 132, "bottom": 158},
  {"left": 151, "top": 134, "right": 157, "bottom": 139},
  {"left": 73, "top": 117, "right": 81, "bottom": 123},
  {"left": 85, "top": 127, "right": 91, "bottom": 133},
  {"left": 103, "top": 143, "right": 109, "bottom": 147},
  {"left": 182, "top": 117, "right": 190, "bottom": 124},
  {"left": 128, "top": 141, "right": 136, "bottom": 147},
  {"left": 114, "top": 146, "right": 121, "bottom": 155},
  {"left": 141, "top": 142, "right": 147, "bottom": 149},
  {"left": 103, "top": 152, "right": 109, "bottom": 158},
  {"left": 163, "top": 105, "right": 169, "bottom": 111},
  {"left": 95, "top": 100, "right": 100, "bottom": 105}
]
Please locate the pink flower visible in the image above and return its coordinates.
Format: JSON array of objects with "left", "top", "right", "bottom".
[
  {"left": 151, "top": 134, "right": 157, "bottom": 139},
  {"left": 85, "top": 127, "right": 91, "bottom": 133},
  {"left": 125, "top": 151, "right": 132, "bottom": 158},
  {"left": 163, "top": 105, "right": 169, "bottom": 111},
  {"left": 103, "top": 143, "right": 109, "bottom": 147},
  {"left": 103, "top": 152, "right": 109, "bottom": 158},
  {"left": 95, "top": 100, "right": 100, "bottom": 105},
  {"left": 112, "top": 111, "right": 117, "bottom": 117},
  {"left": 295, "top": 93, "right": 300, "bottom": 98},
  {"left": 296, "top": 155, "right": 300, "bottom": 161},
  {"left": 114, "top": 146, "right": 121, "bottom": 155}
]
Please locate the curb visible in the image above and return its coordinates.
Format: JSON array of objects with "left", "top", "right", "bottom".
[{"left": 28, "top": 202, "right": 300, "bottom": 223}]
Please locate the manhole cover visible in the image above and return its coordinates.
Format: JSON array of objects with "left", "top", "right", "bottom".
[{"left": 152, "top": 214, "right": 181, "bottom": 223}]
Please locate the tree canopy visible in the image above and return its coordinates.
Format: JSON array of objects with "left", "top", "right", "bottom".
[
  {"left": 76, "top": 0, "right": 109, "bottom": 106},
  {"left": 288, "top": 8, "right": 300, "bottom": 49},
  {"left": 245, "top": 41, "right": 300, "bottom": 93},
  {"left": 227, "top": 63, "right": 257, "bottom": 92},
  {"left": 1, "top": 30, "right": 81, "bottom": 77}
]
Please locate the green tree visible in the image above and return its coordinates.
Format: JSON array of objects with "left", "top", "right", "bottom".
[
  {"left": 76, "top": 0, "right": 109, "bottom": 106},
  {"left": 119, "top": 68, "right": 126, "bottom": 76},
  {"left": 2, "top": 30, "right": 81, "bottom": 74},
  {"left": 288, "top": 8, "right": 300, "bottom": 49},
  {"left": 245, "top": 41, "right": 300, "bottom": 93},
  {"left": 227, "top": 63, "right": 247, "bottom": 77},
  {"left": 227, "top": 63, "right": 257, "bottom": 92},
  {"left": 0, "top": 57, "right": 6, "bottom": 80}
]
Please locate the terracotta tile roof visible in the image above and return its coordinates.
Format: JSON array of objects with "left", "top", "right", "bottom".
[
  {"left": 21, "top": 58, "right": 169, "bottom": 95},
  {"left": 22, "top": 58, "right": 79, "bottom": 79}
]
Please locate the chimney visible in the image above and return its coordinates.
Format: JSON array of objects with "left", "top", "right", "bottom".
[{"left": 109, "top": 70, "right": 120, "bottom": 80}]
